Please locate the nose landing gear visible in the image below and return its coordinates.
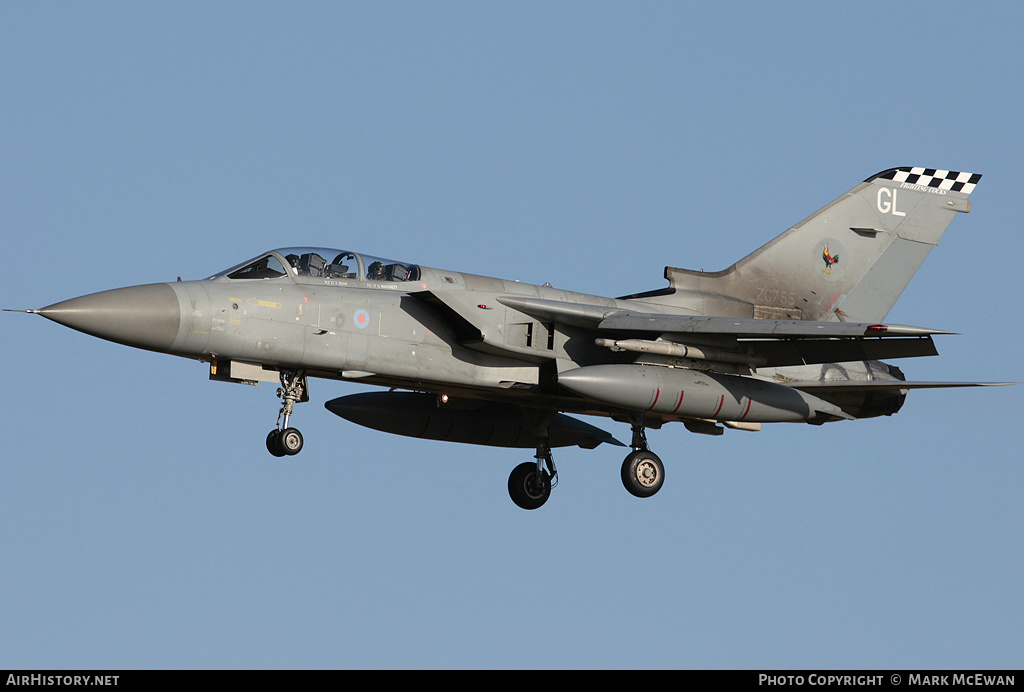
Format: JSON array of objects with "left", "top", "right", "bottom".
[{"left": 266, "top": 370, "right": 308, "bottom": 457}]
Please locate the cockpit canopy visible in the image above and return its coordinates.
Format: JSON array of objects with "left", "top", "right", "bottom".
[{"left": 210, "top": 248, "right": 421, "bottom": 283}]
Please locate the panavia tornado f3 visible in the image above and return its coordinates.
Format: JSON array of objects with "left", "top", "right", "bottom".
[{"left": 10, "top": 167, "right": 1010, "bottom": 509}]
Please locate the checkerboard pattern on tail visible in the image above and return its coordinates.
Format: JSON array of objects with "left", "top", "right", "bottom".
[{"left": 870, "top": 167, "right": 981, "bottom": 194}]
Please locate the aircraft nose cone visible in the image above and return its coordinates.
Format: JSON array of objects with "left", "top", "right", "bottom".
[{"left": 38, "top": 283, "right": 181, "bottom": 352}]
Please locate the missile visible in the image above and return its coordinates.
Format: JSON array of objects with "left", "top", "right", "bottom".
[
  {"left": 594, "top": 337, "right": 766, "bottom": 366},
  {"left": 557, "top": 364, "right": 851, "bottom": 423},
  {"left": 325, "top": 391, "right": 625, "bottom": 449}
]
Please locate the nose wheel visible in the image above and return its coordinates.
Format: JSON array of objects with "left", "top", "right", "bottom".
[{"left": 266, "top": 370, "right": 308, "bottom": 457}]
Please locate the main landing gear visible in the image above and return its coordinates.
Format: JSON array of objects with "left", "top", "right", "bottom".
[
  {"left": 507, "top": 437, "right": 558, "bottom": 510},
  {"left": 266, "top": 370, "right": 309, "bottom": 457},
  {"left": 505, "top": 413, "right": 665, "bottom": 510},
  {"left": 507, "top": 412, "right": 559, "bottom": 510},
  {"left": 620, "top": 418, "right": 665, "bottom": 498}
]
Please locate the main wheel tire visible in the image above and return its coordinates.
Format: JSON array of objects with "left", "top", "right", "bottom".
[
  {"left": 508, "top": 461, "right": 551, "bottom": 510},
  {"left": 278, "top": 427, "right": 304, "bottom": 455},
  {"left": 621, "top": 450, "right": 665, "bottom": 498},
  {"left": 266, "top": 429, "right": 287, "bottom": 457}
]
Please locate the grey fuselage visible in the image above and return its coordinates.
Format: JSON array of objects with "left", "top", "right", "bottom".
[
  {"left": 174, "top": 249, "right": 648, "bottom": 411},
  {"left": 142, "top": 247, "right": 886, "bottom": 424}
]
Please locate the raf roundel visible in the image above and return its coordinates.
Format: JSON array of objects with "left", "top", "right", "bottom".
[{"left": 353, "top": 309, "right": 370, "bottom": 329}]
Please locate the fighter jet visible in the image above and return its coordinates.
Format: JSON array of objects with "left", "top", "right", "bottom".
[{"left": 10, "top": 167, "right": 1009, "bottom": 509}]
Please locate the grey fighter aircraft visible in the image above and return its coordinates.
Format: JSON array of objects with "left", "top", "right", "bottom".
[{"left": 10, "top": 167, "right": 1008, "bottom": 509}]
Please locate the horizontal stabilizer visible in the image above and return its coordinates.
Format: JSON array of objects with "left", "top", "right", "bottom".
[{"left": 789, "top": 380, "right": 1015, "bottom": 392}]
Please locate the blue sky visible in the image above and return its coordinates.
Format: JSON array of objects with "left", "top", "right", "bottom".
[{"left": 2, "top": 2, "right": 1021, "bottom": 669}]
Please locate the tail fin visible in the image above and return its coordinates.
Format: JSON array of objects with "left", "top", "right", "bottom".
[{"left": 638, "top": 168, "right": 981, "bottom": 323}]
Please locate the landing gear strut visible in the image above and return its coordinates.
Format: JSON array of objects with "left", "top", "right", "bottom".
[
  {"left": 266, "top": 370, "right": 308, "bottom": 457},
  {"left": 621, "top": 416, "right": 664, "bottom": 498}
]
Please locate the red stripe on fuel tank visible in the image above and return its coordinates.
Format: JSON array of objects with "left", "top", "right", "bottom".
[
  {"left": 648, "top": 388, "right": 661, "bottom": 411},
  {"left": 671, "top": 390, "right": 685, "bottom": 414},
  {"left": 739, "top": 398, "right": 752, "bottom": 421},
  {"left": 711, "top": 395, "right": 725, "bottom": 418}
]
